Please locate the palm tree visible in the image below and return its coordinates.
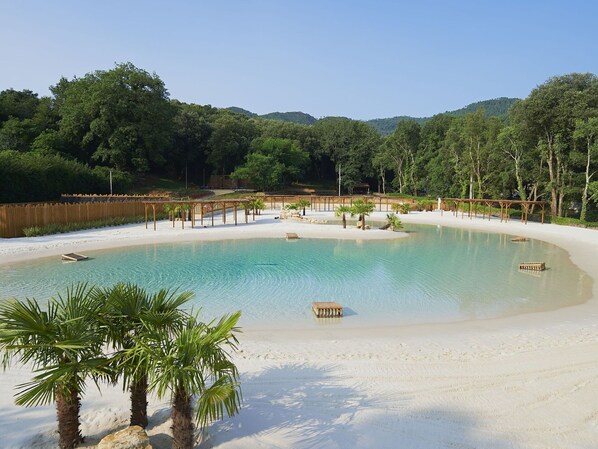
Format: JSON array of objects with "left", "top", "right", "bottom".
[
  {"left": 0, "top": 284, "right": 110, "bottom": 449},
  {"left": 350, "top": 199, "right": 375, "bottom": 230},
  {"left": 296, "top": 198, "right": 311, "bottom": 216},
  {"left": 335, "top": 205, "right": 352, "bottom": 229},
  {"left": 128, "top": 311, "right": 242, "bottom": 449},
  {"left": 101, "top": 283, "right": 193, "bottom": 428}
]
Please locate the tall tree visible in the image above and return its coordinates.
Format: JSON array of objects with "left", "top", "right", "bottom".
[
  {"left": 231, "top": 137, "right": 309, "bottom": 191},
  {"left": 515, "top": 73, "right": 598, "bottom": 216},
  {"left": 52, "top": 62, "right": 176, "bottom": 172},
  {"left": 206, "top": 113, "right": 258, "bottom": 176},
  {"left": 314, "top": 118, "right": 380, "bottom": 193},
  {"left": 380, "top": 120, "right": 421, "bottom": 194},
  {"left": 572, "top": 117, "right": 598, "bottom": 221}
]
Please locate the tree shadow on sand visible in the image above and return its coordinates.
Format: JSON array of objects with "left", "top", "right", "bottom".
[
  {"left": 203, "top": 363, "right": 520, "bottom": 449},
  {"left": 204, "top": 363, "right": 375, "bottom": 448}
]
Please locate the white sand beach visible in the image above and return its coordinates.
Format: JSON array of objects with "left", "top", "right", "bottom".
[{"left": 1, "top": 210, "right": 598, "bottom": 449}]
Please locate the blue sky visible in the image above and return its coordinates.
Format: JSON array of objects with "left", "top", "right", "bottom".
[{"left": 1, "top": 0, "right": 597, "bottom": 120}]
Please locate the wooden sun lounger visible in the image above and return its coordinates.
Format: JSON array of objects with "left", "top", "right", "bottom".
[
  {"left": 286, "top": 233, "right": 300, "bottom": 240},
  {"left": 61, "top": 253, "right": 89, "bottom": 262},
  {"left": 312, "top": 302, "right": 343, "bottom": 318}
]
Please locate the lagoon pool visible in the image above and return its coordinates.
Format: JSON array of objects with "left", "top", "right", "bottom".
[{"left": 0, "top": 225, "right": 592, "bottom": 328}]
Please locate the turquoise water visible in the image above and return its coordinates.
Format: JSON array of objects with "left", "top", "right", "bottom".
[{"left": 0, "top": 225, "right": 592, "bottom": 328}]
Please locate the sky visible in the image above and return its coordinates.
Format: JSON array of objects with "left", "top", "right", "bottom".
[{"left": 1, "top": 0, "right": 598, "bottom": 120}]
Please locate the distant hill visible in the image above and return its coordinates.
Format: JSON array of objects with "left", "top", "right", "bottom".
[
  {"left": 226, "top": 107, "right": 317, "bottom": 125},
  {"left": 260, "top": 111, "right": 317, "bottom": 125},
  {"left": 225, "top": 106, "right": 257, "bottom": 117},
  {"left": 225, "top": 97, "right": 520, "bottom": 134},
  {"left": 366, "top": 97, "right": 519, "bottom": 135}
]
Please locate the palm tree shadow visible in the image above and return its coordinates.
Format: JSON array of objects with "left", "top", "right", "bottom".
[
  {"left": 203, "top": 363, "right": 382, "bottom": 448},
  {"left": 203, "top": 364, "right": 520, "bottom": 449}
]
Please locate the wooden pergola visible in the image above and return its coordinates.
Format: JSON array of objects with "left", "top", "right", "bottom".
[
  {"left": 440, "top": 198, "right": 548, "bottom": 224},
  {"left": 142, "top": 199, "right": 252, "bottom": 230}
]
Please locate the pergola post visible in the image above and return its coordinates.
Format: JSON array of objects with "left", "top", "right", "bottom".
[{"left": 152, "top": 205, "right": 156, "bottom": 231}]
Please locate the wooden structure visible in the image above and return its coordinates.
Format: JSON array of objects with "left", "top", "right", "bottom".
[
  {"left": 61, "top": 253, "right": 88, "bottom": 262},
  {"left": 519, "top": 262, "right": 546, "bottom": 271},
  {"left": 286, "top": 233, "right": 300, "bottom": 240},
  {"left": 261, "top": 195, "right": 423, "bottom": 213},
  {"left": 142, "top": 199, "right": 252, "bottom": 231},
  {"left": 441, "top": 198, "right": 548, "bottom": 224},
  {"left": 312, "top": 302, "right": 343, "bottom": 318},
  {"left": 0, "top": 200, "right": 148, "bottom": 238}
]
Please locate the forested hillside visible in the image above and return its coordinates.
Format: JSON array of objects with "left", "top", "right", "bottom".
[
  {"left": 259, "top": 111, "right": 317, "bottom": 125},
  {"left": 1, "top": 64, "right": 597, "bottom": 221},
  {"left": 366, "top": 97, "right": 519, "bottom": 135}
]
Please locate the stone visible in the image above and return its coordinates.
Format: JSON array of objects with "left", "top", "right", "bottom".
[{"left": 98, "top": 426, "right": 153, "bottom": 449}]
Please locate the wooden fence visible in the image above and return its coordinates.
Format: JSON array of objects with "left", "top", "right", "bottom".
[{"left": 0, "top": 201, "right": 149, "bottom": 238}]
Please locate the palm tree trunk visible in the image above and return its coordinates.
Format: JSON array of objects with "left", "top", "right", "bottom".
[
  {"left": 130, "top": 374, "right": 149, "bottom": 428},
  {"left": 361, "top": 214, "right": 366, "bottom": 230},
  {"left": 342, "top": 213, "right": 346, "bottom": 229},
  {"left": 56, "top": 386, "right": 83, "bottom": 449},
  {"left": 171, "top": 387, "right": 194, "bottom": 449}
]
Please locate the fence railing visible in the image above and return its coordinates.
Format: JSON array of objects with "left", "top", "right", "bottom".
[{"left": 0, "top": 201, "right": 149, "bottom": 238}]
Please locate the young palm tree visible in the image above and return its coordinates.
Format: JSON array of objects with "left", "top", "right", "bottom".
[
  {"left": 350, "top": 199, "right": 375, "bottom": 230},
  {"left": 128, "top": 311, "right": 242, "bottom": 449},
  {"left": 296, "top": 198, "right": 311, "bottom": 216},
  {"left": 0, "top": 284, "right": 109, "bottom": 449},
  {"left": 101, "top": 283, "right": 193, "bottom": 428},
  {"left": 335, "top": 205, "right": 352, "bottom": 229}
]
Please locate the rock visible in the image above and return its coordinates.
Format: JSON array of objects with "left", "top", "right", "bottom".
[{"left": 98, "top": 426, "right": 153, "bottom": 449}]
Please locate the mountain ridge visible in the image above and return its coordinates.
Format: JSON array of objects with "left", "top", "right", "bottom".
[{"left": 224, "top": 97, "right": 519, "bottom": 135}]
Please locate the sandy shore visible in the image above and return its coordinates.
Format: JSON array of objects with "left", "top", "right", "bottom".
[{"left": 1, "top": 210, "right": 598, "bottom": 448}]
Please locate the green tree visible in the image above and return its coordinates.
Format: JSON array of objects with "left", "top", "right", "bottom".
[
  {"left": 128, "top": 311, "right": 242, "bottom": 449},
  {"left": 514, "top": 73, "right": 598, "bottom": 216},
  {"left": 314, "top": 118, "right": 381, "bottom": 193},
  {"left": 572, "top": 117, "right": 598, "bottom": 221},
  {"left": 0, "top": 284, "right": 110, "bottom": 449},
  {"left": 0, "top": 89, "right": 41, "bottom": 123},
  {"left": 296, "top": 198, "right": 311, "bottom": 216},
  {"left": 206, "top": 113, "right": 258, "bottom": 176},
  {"left": 350, "top": 199, "right": 375, "bottom": 230},
  {"left": 231, "top": 137, "right": 309, "bottom": 191},
  {"left": 169, "top": 102, "right": 217, "bottom": 183},
  {"left": 101, "top": 283, "right": 193, "bottom": 428},
  {"left": 52, "top": 62, "right": 176, "bottom": 172},
  {"left": 381, "top": 120, "right": 421, "bottom": 194},
  {"left": 335, "top": 205, "right": 352, "bottom": 229}
]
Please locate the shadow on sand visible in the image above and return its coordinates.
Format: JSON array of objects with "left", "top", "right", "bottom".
[{"left": 203, "top": 363, "right": 515, "bottom": 449}]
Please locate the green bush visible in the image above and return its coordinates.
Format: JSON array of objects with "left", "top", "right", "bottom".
[
  {"left": 0, "top": 150, "right": 132, "bottom": 203},
  {"left": 392, "top": 203, "right": 411, "bottom": 214},
  {"left": 551, "top": 216, "right": 598, "bottom": 228}
]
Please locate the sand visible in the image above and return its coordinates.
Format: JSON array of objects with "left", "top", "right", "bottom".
[{"left": 1, "top": 209, "right": 598, "bottom": 449}]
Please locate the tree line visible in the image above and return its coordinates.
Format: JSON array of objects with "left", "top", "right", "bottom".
[{"left": 1, "top": 63, "right": 597, "bottom": 219}]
